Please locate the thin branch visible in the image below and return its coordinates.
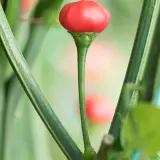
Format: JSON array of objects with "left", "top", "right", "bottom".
[
  {"left": 109, "top": 0, "right": 156, "bottom": 141},
  {"left": 97, "top": 134, "right": 115, "bottom": 160},
  {"left": 98, "top": 0, "right": 158, "bottom": 154}
]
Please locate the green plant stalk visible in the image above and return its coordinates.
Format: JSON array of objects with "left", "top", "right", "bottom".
[
  {"left": 131, "top": 8, "right": 160, "bottom": 158},
  {"left": 108, "top": 0, "right": 156, "bottom": 146},
  {"left": 0, "top": 40, "right": 10, "bottom": 160},
  {"left": 153, "top": 57, "right": 160, "bottom": 106},
  {"left": 70, "top": 32, "right": 97, "bottom": 159},
  {"left": 3, "top": 24, "right": 48, "bottom": 138},
  {"left": 98, "top": 0, "right": 158, "bottom": 156},
  {"left": 118, "top": 8, "right": 160, "bottom": 157},
  {"left": 3, "top": 0, "right": 62, "bottom": 157},
  {"left": 77, "top": 47, "right": 91, "bottom": 150},
  {"left": 0, "top": 82, "right": 4, "bottom": 160},
  {"left": 1, "top": 24, "right": 48, "bottom": 160},
  {"left": 99, "top": 0, "right": 160, "bottom": 158},
  {"left": 6, "top": 24, "right": 47, "bottom": 110},
  {"left": 0, "top": 1, "right": 18, "bottom": 153},
  {"left": 5, "top": 0, "right": 19, "bottom": 31},
  {"left": 137, "top": 0, "right": 160, "bottom": 103},
  {"left": 131, "top": 3, "right": 160, "bottom": 158},
  {"left": 104, "top": 0, "right": 160, "bottom": 158},
  {"left": 0, "top": 4, "right": 84, "bottom": 160}
]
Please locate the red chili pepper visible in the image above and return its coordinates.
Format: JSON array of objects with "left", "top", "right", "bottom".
[
  {"left": 21, "top": 0, "right": 37, "bottom": 14},
  {"left": 59, "top": 0, "right": 110, "bottom": 33},
  {"left": 85, "top": 95, "right": 115, "bottom": 124}
]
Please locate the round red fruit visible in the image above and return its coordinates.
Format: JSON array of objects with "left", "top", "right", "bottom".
[
  {"left": 59, "top": 0, "right": 110, "bottom": 33},
  {"left": 85, "top": 95, "right": 115, "bottom": 124}
]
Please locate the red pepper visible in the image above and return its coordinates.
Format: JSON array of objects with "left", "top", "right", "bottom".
[
  {"left": 85, "top": 95, "right": 115, "bottom": 124},
  {"left": 59, "top": 0, "right": 110, "bottom": 33},
  {"left": 21, "top": 0, "right": 37, "bottom": 14}
]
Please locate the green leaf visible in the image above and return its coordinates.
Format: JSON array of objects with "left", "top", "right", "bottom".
[{"left": 123, "top": 103, "right": 160, "bottom": 156}]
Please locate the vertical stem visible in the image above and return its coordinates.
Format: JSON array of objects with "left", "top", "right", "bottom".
[
  {"left": 98, "top": 0, "right": 157, "bottom": 157},
  {"left": 109, "top": 0, "right": 156, "bottom": 142},
  {"left": 5, "top": 0, "right": 19, "bottom": 31},
  {"left": 128, "top": 2, "right": 160, "bottom": 159},
  {"left": 152, "top": 57, "right": 160, "bottom": 106},
  {"left": 0, "top": 83, "right": 4, "bottom": 160},
  {"left": 77, "top": 47, "right": 91, "bottom": 151},
  {"left": 0, "top": 35, "right": 10, "bottom": 160},
  {"left": 69, "top": 32, "right": 97, "bottom": 159}
]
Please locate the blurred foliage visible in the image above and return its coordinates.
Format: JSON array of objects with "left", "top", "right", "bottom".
[{"left": 123, "top": 103, "right": 160, "bottom": 157}]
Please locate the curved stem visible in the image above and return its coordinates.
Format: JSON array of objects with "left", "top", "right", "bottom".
[
  {"left": 0, "top": 4, "right": 84, "bottom": 160},
  {"left": 77, "top": 47, "right": 91, "bottom": 150},
  {"left": 1, "top": 23, "right": 48, "bottom": 160},
  {"left": 69, "top": 32, "right": 97, "bottom": 159}
]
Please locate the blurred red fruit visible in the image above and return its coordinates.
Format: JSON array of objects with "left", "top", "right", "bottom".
[
  {"left": 85, "top": 95, "right": 115, "bottom": 124},
  {"left": 21, "top": 0, "right": 37, "bottom": 14}
]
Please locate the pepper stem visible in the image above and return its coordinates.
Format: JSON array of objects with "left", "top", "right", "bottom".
[
  {"left": 77, "top": 46, "right": 90, "bottom": 148},
  {"left": 69, "top": 32, "right": 98, "bottom": 159}
]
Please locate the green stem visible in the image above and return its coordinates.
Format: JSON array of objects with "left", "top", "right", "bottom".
[
  {"left": 97, "top": 0, "right": 160, "bottom": 157},
  {"left": 130, "top": 4, "right": 160, "bottom": 160},
  {"left": 130, "top": 4, "right": 160, "bottom": 159},
  {"left": 77, "top": 47, "right": 91, "bottom": 150},
  {"left": 0, "top": 4, "right": 84, "bottom": 160},
  {"left": 0, "top": 82, "right": 4, "bottom": 160},
  {"left": 5, "top": 0, "right": 19, "bottom": 31},
  {"left": 6, "top": 25, "right": 47, "bottom": 122},
  {"left": 1, "top": 24, "right": 48, "bottom": 160},
  {"left": 70, "top": 32, "right": 97, "bottom": 159},
  {"left": 97, "top": 134, "right": 115, "bottom": 160},
  {"left": 153, "top": 57, "right": 160, "bottom": 106},
  {"left": 137, "top": 0, "right": 160, "bottom": 102},
  {"left": 118, "top": 5, "right": 160, "bottom": 158},
  {"left": 0, "top": 39, "right": 10, "bottom": 160},
  {"left": 108, "top": 0, "right": 156, "bottom": 144}
]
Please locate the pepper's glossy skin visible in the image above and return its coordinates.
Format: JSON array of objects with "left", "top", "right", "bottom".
[{"left": 59, "top": 0, "right": 110, "bottom": 33}]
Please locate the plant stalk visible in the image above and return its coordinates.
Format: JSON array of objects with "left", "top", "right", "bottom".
[
  {"left": 70, "top": 32, "right": 97, "bottom": 159},
  {"left": 1, "top": 23, "right": 48, "bottom": 160},
  {"left": 131, "top": 6, "right": 160, "bottom": 158},
  {"left": 0, "top": 82, "right": 4, "bottom": 160},
  {"left": 77, "top": 47, "right": 92, "bottom": 151},
  {"left": 0, "top": 4, "right": 84, "bottom": 160},
  {"left": 124, "top": 5, "right": 160, "bottom": 158},
  {"left": 131, "top": 2, "right": 160, "bottom": 158},
  {"left": 98, "top": 0, "right": 158, "bottom": 156},
  {"left": 137, "top": 0, "right": 160, "bottom": 103},
  {"left": 108, "top": 0, "right": 156, "bottom": 146},
  {"left": 152, "top": 57, "right": 160, "bottom": 106},
  {"left": 5, "top": 0, "right": 19, "bottom": 31}
]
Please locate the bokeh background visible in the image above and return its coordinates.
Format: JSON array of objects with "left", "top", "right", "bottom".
[{"left": 4, "top": 0, "right": 143, "bottom": 160}]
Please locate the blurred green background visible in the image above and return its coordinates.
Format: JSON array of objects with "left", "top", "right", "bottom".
[{"left": 4, "top": 0, "right": 143, "bottom": 160}]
